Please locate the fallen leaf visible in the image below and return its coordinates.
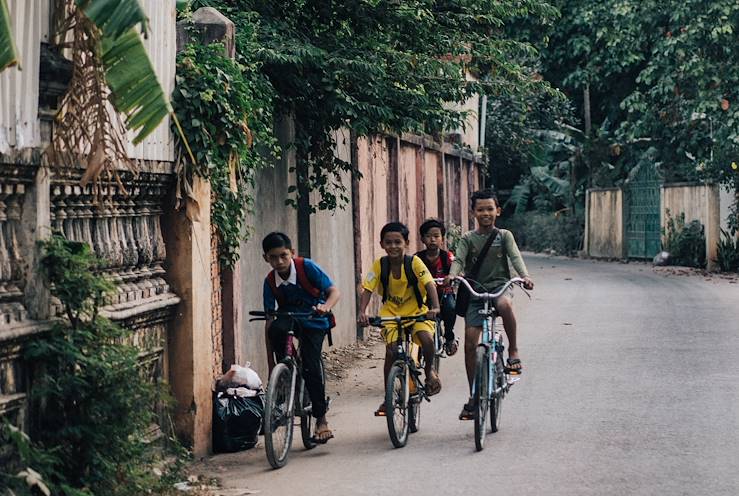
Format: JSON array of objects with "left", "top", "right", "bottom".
[{"left": 562, "top": 322, "right": 573, "bottom": 326}]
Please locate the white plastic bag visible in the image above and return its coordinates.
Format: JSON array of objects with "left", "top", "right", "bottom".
[{"left": 225, "top": 363, "right": 262, "bottom": 390}]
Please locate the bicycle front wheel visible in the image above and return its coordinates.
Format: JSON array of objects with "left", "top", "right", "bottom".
[
  {"left": 490, "top": 352, "right": 505, "bottom": 433},
  {"left": 473, "top": 346, "right": 489, "bottom": 452},
  {"left": 264, "top": 363, "right": 295, "bottom": 469},
  {"left": 433, "top": 320, "right": 443, "bottom": 374},
  {"left": 299, "top": 378, "right": 317, "bottom": 450},
  {"left": 386, "top": 364, "right": 409, "bottom": 448}
]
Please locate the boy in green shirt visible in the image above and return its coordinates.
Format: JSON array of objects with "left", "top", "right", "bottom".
[{"left": 446, "top": 189, "right": 534, "bottom": 420}]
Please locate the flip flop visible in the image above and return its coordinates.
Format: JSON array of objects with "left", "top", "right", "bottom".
[
  {"left": 444, "top": 337, "right": 459, "bottom": 356},
  {"left": 426, "top": 372, "right": 442, "bottom": 396},
  {"left": 506, "top": 357, "right": 523, "bottom": 375},
  {"left": 312, "top": 424, "right": 334, "bottom": 444},
  {"left": 458, "top": 400, "right": 475, "bottom": 421}
]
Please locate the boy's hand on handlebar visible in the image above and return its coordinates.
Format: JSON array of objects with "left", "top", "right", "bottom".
[
  {"left": 426, "top": 307, "right": 440, "bottom": 320},
  {"left": 523, "top": 277, "right": 534, "bottom": 290},
  {"left": 357, "top": 313, "right": 369, "bottom": 327},
  {"left": 314, "top": 303, "right": 331, "bottom": 314},
  {"left": 443, "top": 275, "right": 455, "bottom": 286}
]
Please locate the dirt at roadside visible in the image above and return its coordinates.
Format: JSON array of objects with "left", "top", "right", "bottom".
[{"left": 322, "top": 331, "right": 384, "bottom": 382}]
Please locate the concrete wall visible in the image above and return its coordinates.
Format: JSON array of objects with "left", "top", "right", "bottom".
[
  {"left": 719, "top": 185, "right": 735, "bottom": 233},
  {"left": 309, "top": 129, "right": 357, "bottom": 348},
  {"left": 237, "top": 118, "right": 299, "bottom": 383},
  {"left": 585, "top": 188, "right": 624, "bottom": 259},
  {"left": 661, "top": 183, "right": 721, "bottom": 270}
]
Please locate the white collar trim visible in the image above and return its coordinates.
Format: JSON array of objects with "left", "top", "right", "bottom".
[{"left": 275, "top": 260, "right": 297, "bottom": 286}]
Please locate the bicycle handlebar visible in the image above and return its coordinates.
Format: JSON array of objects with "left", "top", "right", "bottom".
[
  {"left": 248, "top": 309, "right": 332, "bottom": 322},
  {"left": 435, "top": 276, "right": 529, "bottom": 300},
  {"left": 367, "top": 315, "right": 430, "bottom": 327}
]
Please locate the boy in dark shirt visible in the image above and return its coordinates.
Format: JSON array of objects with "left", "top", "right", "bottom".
[
  {"left": 262, "top": 232, "right": 340, "bottom": 443},
  {"left": 415, "top": 219, "right": 458, "bottom": 356}
]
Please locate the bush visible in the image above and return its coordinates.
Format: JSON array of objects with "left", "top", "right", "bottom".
[
  {"left": 13, "top": 235, "right": 179, "bottom": 496},
  {"left": 662, "top": 210, "right": 706, "bottom": 268},
  {"left": 715, "top": 229, "right": 739, "bottom": 272},
  {"left": 498, "top": 211, "right": 584, "bottom": 256}
]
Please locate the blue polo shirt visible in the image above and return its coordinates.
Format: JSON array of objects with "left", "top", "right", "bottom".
[{"left": 263, "top": 258, "right": 333, "bottom": 330}]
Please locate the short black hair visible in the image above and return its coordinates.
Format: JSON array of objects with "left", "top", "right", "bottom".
[
  {"left": 380, "top": 222, "right": 410, "bottom": 242},
  {"left": 470, "top": 189, "right": 499, "bottom": 209},
  {"left": 419, "top": 218, "right": 446, "bottom": 236},
  {"left": 262, "top": 231, "right": 292, "bottom": 253}
]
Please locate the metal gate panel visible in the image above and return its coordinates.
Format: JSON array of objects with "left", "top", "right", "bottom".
[{"left": 626, "top": 163, "right": 661, "bottom": 258}]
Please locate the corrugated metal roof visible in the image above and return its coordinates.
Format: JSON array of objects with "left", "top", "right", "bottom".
[
  {"left": 127, "top": 0, "right": 176, "bottom": 162},
  {"left": 0, "top": 0, "right": 48, "bottom": 153},
  {"left": 0, "top": 0, "right": 175, "bottom": 162}
]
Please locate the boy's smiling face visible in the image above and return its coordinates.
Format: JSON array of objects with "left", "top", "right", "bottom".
[
  {"left": 380, "top": 231, "right": 408, "bottom": 260},
  {"left": 422, "top": 227, "right": 444, "bottom": 251},
  {"left": 473, "top": 198, "right": 500, "bottom": 229},
  {"left": 264, "top": 246, "right": 295, "bottom": 276}
]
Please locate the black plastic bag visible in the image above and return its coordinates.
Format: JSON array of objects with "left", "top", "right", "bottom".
[{"left": 212, "top": 390, "right": 264, "bottom": 453}]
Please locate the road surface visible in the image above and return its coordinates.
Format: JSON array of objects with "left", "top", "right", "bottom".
[{"left": 199, "top": 254, "right": 739, "bottom": 496}]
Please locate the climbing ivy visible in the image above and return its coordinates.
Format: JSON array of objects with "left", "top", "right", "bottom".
[{"left": 172, "top": 40, "right": 279, "bottom": 266}]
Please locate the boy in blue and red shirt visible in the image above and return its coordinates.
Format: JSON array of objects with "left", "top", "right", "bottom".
[
  {"left": 415, "top": 219, "right": 458, "bottom": 356},
  {"left": 262, "top": 232, "right": 340, "bottom": 443}
]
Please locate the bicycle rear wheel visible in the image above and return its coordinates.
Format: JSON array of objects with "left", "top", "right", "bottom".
[
  {"left": 299, "top": 378, "right": 317, "bottom": 450},
  {"left": 473, "top": 346, "right": 489, "bottom": 452},
  {"left": 264, "top": 363, "right": 295, "bottom": 469},
  {"left": 490, "top": 352, "right": 505, "bottom": 433},
  {"left": 386, "top": 364, "right": 409, "bottom": 448}
]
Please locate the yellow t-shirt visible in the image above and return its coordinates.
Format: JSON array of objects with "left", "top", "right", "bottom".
[{"left": 363, "top": 255, "right": 433, "bottom": 317}]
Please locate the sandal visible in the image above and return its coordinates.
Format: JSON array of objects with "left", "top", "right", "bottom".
[
  {"left": 425, "top": 372, "right": 442, "bottom": 396},
  {"left": 458, "top": 400, "right": 474, "bottom": 421},
  {"left": 374, "top": 402, "right": 387, "bottom": 417},
  {"left": 444, "top": 337, "right": 459, "bottom": 356},
  {"left": 506, "top": 357, "right": 523, "bottom": 375},
  {"left": 313, "top": 421, "right": 334, "bottom": 444}
]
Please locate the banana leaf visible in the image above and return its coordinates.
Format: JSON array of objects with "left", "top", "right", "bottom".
[
  {"left": 0, "top": 0, "right": 19, "bottom": 71},
  {"left": 78, "top": 0, "right": 148, "bottom": 39},
  {"left": 531, "top": 166, "right": 570, "bottom": 198},
  {"left": 101, "top": 28, "right": 171, "bottom": 144}
]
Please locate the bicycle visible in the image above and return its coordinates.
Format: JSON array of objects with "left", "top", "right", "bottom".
[
  {"left": 248, "top": 309, "right": 329, "bottom": 469},
  {"left": 367, "top": 314, "right": 433, "bottom": 447},
  {"left": 451, "top": 277, "right": 530, "bottom": 451}
]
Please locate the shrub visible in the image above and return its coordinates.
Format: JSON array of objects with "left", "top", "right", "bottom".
[
  {"left": 662, "top": 210, "right": 706, "bottom": 268},
  {"left": 16, "top": 235, "right": 176, "bottom": 496},
  {"left": 715, "top": 229, "right": 739, "bottom": 272},
  {"left": 498, "top": 211, "right": 584, "bottom": 256}
]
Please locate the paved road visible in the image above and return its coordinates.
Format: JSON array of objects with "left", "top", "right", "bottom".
[{"left": 201, "top": 255, "right": 739, "bottom": 496}]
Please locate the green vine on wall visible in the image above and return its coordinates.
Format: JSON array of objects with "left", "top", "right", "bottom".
[{"left": 172, "top": 41, "right": 279, "bottom": 266}]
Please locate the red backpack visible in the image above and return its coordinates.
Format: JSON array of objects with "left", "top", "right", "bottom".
[{"left": 266, "top": 257, "right": 336, "bottom": 336}]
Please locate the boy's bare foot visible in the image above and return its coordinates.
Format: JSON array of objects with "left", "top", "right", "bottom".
[{"left": 314, "top": 417, "right": 334, "bottom": 444}]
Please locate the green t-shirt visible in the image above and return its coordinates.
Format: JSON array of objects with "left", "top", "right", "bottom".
[{"left": 449, "top": 229, "right": 529, "bottom": 291}]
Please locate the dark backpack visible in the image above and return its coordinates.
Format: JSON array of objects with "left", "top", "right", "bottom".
[
  {"left": 379, "top": 255, "right": 424, "bottom": 309},
  {"left": 265, "top": 257, "right": 336, "bottom": 340},
  {"left": 416, "top": 249, "right": 452, "bottom": 275}
]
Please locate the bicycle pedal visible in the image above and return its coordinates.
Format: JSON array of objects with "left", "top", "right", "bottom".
[{"left": 507, "top": 376, "right": 520, "bottom": 385}]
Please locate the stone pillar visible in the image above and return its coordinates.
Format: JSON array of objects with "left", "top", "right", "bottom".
[{"left": 165, "top": 7, "right": 239, "bottom": 455}]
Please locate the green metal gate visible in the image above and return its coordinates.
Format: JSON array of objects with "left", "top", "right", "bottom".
[{"left": 626, "top": 162, "right": 661, "bottom": 259}]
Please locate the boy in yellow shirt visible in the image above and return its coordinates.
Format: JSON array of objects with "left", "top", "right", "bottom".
[{"left": 358, "top": 222, "right": 442, "bottom": 416}]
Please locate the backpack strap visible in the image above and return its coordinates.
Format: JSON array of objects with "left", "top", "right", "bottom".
[
  {"left": 404, "top": 255, "right": 423, "bottom": 309},
  {"left": 294, "top": 257, "right": 321, "bottom": 298},
  {"left": 439, "top": 249, "right": 451, "bottom": 274},
  {"left": 266, "top": 270, "right": 285, "bottom": 307},
  {"left": 380, "top": 256, "right": 391, "bottom": 304}
]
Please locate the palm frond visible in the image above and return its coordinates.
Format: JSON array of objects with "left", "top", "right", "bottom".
[
  {"left": 0, "top": 0, "right": 19, "bottom": 71},
  {"left": 77, "top": 0, "right": 148, "bottom": 39},
  {"left": 531, "top": 166, "right": 570, "bottom": 198},
  {"left": 506, "top": 180, "right": 532, "bottom": 214},
  {"left": 101, "top": 28, "right": 171, "bottom": 144}
]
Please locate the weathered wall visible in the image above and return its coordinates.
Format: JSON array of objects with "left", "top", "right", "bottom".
[
  {"left": 661, "top": 183, "right": 721, "bottom": 270},
  {"left": 719, "top": 185, "right": 735, "bottom": 233},
  {"left": 309, "top": 129, "right": 357, "bottom": 348},
  {"left": 585, "top": 188, "right": 624, "bottom": 259}
]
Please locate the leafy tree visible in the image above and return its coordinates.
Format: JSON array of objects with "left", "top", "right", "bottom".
[{"left": 192, "top": 0, "right": 558, "bottom": 211}]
